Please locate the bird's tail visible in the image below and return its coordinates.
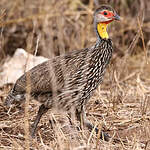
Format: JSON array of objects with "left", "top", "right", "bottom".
[
  {"left": 4, "top": 90, "right": 25, "bottom": 107},
  {"left": 4, "top": 92, "right": 16, "bottom": 107}
]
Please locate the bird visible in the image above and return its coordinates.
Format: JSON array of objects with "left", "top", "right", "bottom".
[{"left": 4, "top": 5, "right": 121, "bottom": 141}]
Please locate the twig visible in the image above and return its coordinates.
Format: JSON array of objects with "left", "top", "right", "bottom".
[
  {"left": 137, "top": 17, "right": 148, "bottom": 64},
  {"left": 34, "top": 34, "right": 41, "bottom": 56}
]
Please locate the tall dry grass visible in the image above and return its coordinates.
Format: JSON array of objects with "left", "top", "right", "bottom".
[{"left": 0, "top": 0, "right": 150, "bottom": 149}]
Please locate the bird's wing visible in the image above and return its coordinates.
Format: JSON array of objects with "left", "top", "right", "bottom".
[{"left": 12, "top": 49, "right": 89, "bottom": 95}]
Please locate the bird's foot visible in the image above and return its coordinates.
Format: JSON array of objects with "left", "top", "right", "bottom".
[{"left": 100, "top": 131, "right": 111, "bottom": 141}]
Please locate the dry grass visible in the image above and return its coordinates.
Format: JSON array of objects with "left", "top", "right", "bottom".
[{"left": 0, "top": 0, "right": 150, "bottom": 149}]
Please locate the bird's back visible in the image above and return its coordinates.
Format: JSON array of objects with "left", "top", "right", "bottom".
[{"left": 5, "top": 47, "right": 88, "bottom": 107}]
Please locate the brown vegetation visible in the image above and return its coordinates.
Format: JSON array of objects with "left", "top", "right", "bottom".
[{"left": 0, "top": 0, "right": 150, "bottom": 149}]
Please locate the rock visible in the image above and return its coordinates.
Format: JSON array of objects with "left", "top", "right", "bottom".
[{"left": 0, "top": 48, "right": 48, "bottom": 86}]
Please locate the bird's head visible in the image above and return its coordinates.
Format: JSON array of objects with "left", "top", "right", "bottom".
[{"left": 94, "top": 5, "right": 121, "bottom": 39}]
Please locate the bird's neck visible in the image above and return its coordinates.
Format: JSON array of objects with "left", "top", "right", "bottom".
[{"left": 95, "top": 22, "right": 109, "bottom": 41}]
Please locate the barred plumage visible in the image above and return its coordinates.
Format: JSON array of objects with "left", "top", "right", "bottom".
[{"left": 5, "top": 5, "right": 121, "bottom": 141}]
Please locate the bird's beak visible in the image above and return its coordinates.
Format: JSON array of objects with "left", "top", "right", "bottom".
[{"left": 114, "top": 13, "right": 122, "bottom": 21}]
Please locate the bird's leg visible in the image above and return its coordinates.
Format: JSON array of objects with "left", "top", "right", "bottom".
[
  {"left": 30, "top": 104, "right": 49, "bottom": 137},
  {"left": 75, "top": 106, "right": 86, "bottom": 130},
  {"left": 76, "top": 106, "right": 110, "bottom": 141},
  {"left": 67, "top": 112, "right": 74, "bottom": 126}
]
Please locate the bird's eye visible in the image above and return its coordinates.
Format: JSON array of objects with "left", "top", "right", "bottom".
[{"left": 103, "top": 11, "right": 107, "bottom": 15}]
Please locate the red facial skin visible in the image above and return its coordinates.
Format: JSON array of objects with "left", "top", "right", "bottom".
[{"left": 100, "top": 10, "right": 115, "bottom": 24}]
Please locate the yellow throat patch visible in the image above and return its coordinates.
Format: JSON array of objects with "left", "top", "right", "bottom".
[{"left": 97, "top": 23, "right": 109, "bottom": 39}]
